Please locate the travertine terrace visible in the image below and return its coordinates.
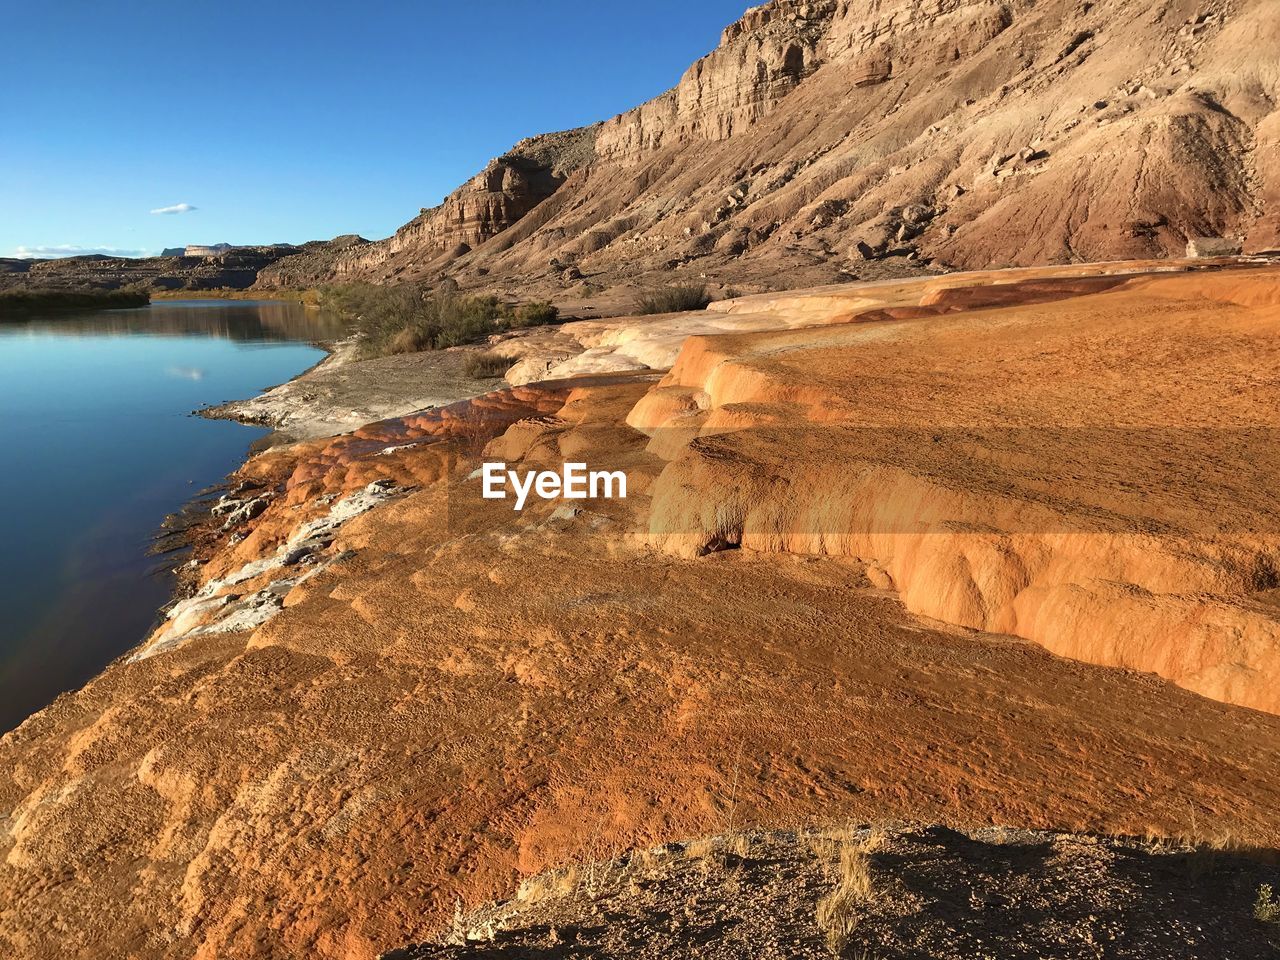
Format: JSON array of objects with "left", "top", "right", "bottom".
[{"left": 3, "top": 261, "right": 1279, "bottom": 959}]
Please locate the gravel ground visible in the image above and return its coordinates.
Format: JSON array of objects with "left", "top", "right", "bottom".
[{"left": 388, "top": 825, "right": 1280, "bottom": 960}]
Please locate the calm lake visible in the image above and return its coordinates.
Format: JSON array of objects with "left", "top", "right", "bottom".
[{"left": 0, "top": 300, "right": 333, "bottom": 732}]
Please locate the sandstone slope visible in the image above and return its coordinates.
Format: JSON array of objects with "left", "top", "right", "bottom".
[{"left": 260, "top": 0, "right": 1280, "bottom": 295}]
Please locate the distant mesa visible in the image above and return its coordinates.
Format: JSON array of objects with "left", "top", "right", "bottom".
[
  {"left": 157, "top": 242, "right": 237, "bottom": 257},
  {"left": 0, "top": 236, "right": 365, "bottom": 293}
]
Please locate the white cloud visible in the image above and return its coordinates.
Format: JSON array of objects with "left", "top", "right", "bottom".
[
  {"left": 150, "top": 202, "right": 197, "bottom": 215},
  {"left": 11, "top": 244, "right": 153, "bottom": 259}
]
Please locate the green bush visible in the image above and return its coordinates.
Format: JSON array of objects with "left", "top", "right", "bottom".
[
  {"left": 435, "top": 295, "right": 507, "bottom": 348},
  {"left": 463, "top": 351, "right": 511, "bottom": 379},
  {"left": 636, "top": 283, "right": 712, "bottom": 315},
  {"left": 319, "top": 283, "right": 512, "bottom": 358},
  {"left": 509, "top": 301, "right": 560, "bottom": 328}
]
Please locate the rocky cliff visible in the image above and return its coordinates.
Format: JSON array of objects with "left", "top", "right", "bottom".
[
  {"left": 257, "top": 129, "right": 600, "bottom": 287},
  {"left": 259, "top": 0, "right": 1280, "bottom": 293}
]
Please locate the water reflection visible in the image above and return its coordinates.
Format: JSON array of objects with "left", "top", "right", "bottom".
[
  {"left": 12, "top": 298, "right": 348, "bottom": 343},
  {"left": 0, "top": 301, "right": 327, "bottom": 732}
]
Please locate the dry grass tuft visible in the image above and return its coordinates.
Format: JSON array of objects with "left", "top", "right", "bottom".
[
  {"left": 516, "top": 864, "right": 580, "bottom": 905},
  {"left": 684, "top": 836, "right": 717, "bottom": 861},
  {"left": 445, "top": 405, "right": 500, "bottom": 459},
  {"left": 633, "top": 845, "right": 667, "bottom": 875},
  {"left": 809, "top": 825, "right": 884, "bottom": 875},
  {"left": 813, "top": 828, "right": 883, "bottom": 956}
]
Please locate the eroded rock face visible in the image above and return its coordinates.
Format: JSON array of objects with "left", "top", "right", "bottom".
[
  {"left": 330, "top": 159, "right": 559, "bottom": 278},
  {"left": 253, "top": 235, "right": 371, "bottom": 288},
  {"left": 594, "top": 0, "right": 835, "bottom": 160},
  {"left": 1187, "top": 235, "right": 1244, "bottom": 257},
  {"left": 273, "top": 128, "right": 600, "bottom": 285},
  {"left": 261, "top": 0, "right": 1280, "bottom": 291}
]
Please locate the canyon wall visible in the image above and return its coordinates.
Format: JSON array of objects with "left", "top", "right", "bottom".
[
  {"left": 258, "top": 128, "right": 600, "bottom": 287},
  {"left": 259, "top": 0, "right": 1280, "bottom": 292},
  {"left": 593, "top": 0, "right": 835, "bottom": 161}
]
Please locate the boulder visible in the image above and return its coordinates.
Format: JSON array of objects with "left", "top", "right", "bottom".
[{"left": 1186, "top": 236, "right": 1243, "bottom": 258}]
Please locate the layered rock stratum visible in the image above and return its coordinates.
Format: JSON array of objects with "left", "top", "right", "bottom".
[
  {"left": 4, "top": 260, "right": 1280, "bottom": 959},
  {"left": 259, "top": 0, "right": 1280, "bottom": 294}
]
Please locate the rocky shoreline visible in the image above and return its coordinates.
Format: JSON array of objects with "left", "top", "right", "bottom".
[
  {"left": 166, "top": 324, "right": 529, "bottom": 647},
  {"left": 200, "top": 336, "right": 514, "bottom": 445}
]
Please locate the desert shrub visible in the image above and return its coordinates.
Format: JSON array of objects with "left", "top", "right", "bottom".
[
  {"left": 319, "top": 283, "right": 509, "bottom": 357},
  {"left": 463, "top": 351, "right": 510, "bottom": 378},
  {"left": 387, "top": 325, "right": 432, "bottom": 355},
  {"left": 636, "top": 283, "right": 712, "bottom": 315},
  {"left": 509, "top": 301, "right": 560, "bottom": 328},
  {"left": 318, "top": 282, "right": 420, "bottom": 355},
  {"left": 433, "top": 295, "right": 507, "bottom": 348},
  {"left": 1257, "top": 884, "right": 1280, "bottom": 924}
]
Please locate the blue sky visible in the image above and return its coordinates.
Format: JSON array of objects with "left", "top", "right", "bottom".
[{"left": 0, "top": 0, "right": 749, "bottom": 259}]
